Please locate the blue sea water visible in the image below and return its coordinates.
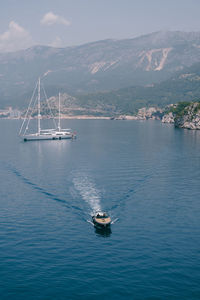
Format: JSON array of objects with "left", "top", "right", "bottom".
[{"left": 0, "top": 119, "right": 200, "bottom": 300}]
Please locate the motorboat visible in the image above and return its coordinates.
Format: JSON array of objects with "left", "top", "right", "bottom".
[{"left": 92, "top": 211, "right": 111, "bottom": 228}]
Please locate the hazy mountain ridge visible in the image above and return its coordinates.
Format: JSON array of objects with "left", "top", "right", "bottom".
[
  {"left": 1, "top": 31, "right": 200, "bottom": 108},
  {"left": 72, "top": 61, "right": 200, "bottom": 115}
]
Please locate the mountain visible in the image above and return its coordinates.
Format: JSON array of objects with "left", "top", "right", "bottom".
[
  {"left": 74, "top": 62, "right": 200, "bottom": 116},
  {"left": 2, "top": 31, "right": 200, "bottom": 108}
]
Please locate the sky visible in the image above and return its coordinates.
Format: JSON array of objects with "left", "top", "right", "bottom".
[{"left": 1, "top": 0, "right": 200, "bottom": 52}]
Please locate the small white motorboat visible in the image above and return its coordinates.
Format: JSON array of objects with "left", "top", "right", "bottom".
[{"left": 92, "top": 211, "right": 111, "bottom": 228}]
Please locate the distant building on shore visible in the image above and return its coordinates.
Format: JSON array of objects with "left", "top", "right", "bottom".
[{"left": 0, "top": 107, "right": 21, "bottom": 118}]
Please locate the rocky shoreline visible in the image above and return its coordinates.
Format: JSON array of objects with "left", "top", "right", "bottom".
[
  {"left": 2, "top": 102, "right": 200, "bottom": 130},
  {"left": 161, "top": 102, "right": 200, "bottom": 130},
  {"left": 112, "top": 102, "right": 200, "bottom": 130}
]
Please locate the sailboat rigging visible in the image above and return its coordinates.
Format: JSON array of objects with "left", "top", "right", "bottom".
[{"left": 19, "top": 77, "right": 76, "bottom": 141}]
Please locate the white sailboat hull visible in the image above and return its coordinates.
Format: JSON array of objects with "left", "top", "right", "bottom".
[{"left": 23, "top": 133, "right": 74, "bottom": 141}]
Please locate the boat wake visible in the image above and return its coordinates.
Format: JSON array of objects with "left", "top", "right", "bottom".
[
  {"left": 87, "top": 220, "right": 95, "bottom": 226},
  {"left": 109, "top": 174, "right": 151, "bottom": 211},
  {"left": 8, "top": 164, "right": 82, "bottom": 215},
  {"left": 111, "top": 218, "right": 118, "bottom": 224},
  {"left": 72, "top": 173, "right": 102, "bottom": 214}
]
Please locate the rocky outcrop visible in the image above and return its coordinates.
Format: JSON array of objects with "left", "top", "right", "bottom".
[
  {"left": 174, "top": 103, "right": 200, "bottom": 129},
  {"left": 161, "top": 102, "right": 200, "bottom": 129},
  {"left": 136, "top": 107, "right": 163, "bottom": 120},
  {"left": 161, "top": 112, "right": 174, "bottom": 123},
  {"left": 112, "top": 102, "right": 200, "bottom": 131}
]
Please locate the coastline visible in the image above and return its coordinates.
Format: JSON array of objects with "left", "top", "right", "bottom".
[
  {"left": 2, "top": 103, "right": 200, "bottom": 130},
  {"left": 0, "top": 115, "right": 111, "bottom": 120}
]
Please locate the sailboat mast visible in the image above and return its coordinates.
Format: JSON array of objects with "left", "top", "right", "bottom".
[
  {"left": 58, "top": 92, "right": 61, "bottom": 131},
  {"left": 38, "top": 77, "right": 41, "bottom": 135}
]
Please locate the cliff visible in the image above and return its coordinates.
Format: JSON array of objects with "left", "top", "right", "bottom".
[
  {"left": 162, "top": 102, "right": 200, "bottom": 129},
  {"left": 119, "top": 101, "right": 200, "bottom": 131}
]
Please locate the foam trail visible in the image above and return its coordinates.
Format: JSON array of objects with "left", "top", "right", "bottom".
[
  {"left": 111, "top": 218, "right": 118, "bottom": 224},
  {"left": 73, "top": 174, "right": 102, "bottom": 213},
  {"left": 87, "top": 220, "right": 95, "bottom": 226}
]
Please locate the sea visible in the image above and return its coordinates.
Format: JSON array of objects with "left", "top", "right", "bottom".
[{"left": 0, "top": 119, "right": 200, "bottom": 300}]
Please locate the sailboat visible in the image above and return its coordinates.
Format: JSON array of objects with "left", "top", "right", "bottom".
[{"left": 19, "top": 78, "right": 76, "bottom": 141}]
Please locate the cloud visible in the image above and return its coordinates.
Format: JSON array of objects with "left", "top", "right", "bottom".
[
  {"left": 0, "top": 21, "right": 33, "bottom": 52},
  {"left": 41, "top": 12, "right": 71, "bottom": 26}
]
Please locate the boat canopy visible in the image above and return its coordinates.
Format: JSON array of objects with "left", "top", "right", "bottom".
[{"left": 95, "top": 212, "right": 109, "bottom": 218}]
